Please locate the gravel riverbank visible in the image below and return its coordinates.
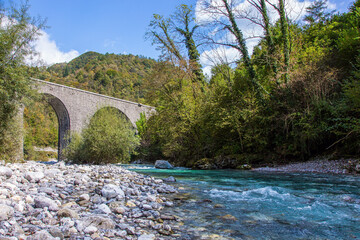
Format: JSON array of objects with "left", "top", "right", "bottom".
[
  {"left": 0, "top": 161, "right": 182, "bottom": 240},
  {"left": 253, "top": 158, "right": 359, "bottom": 175}
]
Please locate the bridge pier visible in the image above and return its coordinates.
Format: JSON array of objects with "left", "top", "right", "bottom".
[
  {"left": 15, "top": 105, "right": 25, "bottom": 162},
  {"left": 44, "top": 94, "right": 70, "bottom": 160}
]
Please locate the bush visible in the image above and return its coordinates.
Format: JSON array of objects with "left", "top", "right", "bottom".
[
  {"left": 0, "top": 111, "right": 24, "bottom": 162},
  {"left": 64, "top": 108, "right": 139, "bottom": 164}
]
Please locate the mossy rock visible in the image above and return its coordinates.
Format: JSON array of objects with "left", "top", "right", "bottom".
[
  {"left": 192, "top": 158, "right": 217, "bottom": 170},
  {"left": 236, "top": 164, "right": 252, "bottom": 170}
]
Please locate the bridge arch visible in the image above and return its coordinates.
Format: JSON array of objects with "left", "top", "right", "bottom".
[
  {"left": 20, "top": 78, "right": 156, "bottom": 161},
  {"left": 86, "top": 105, "right": 136, "bottom": 130},
  {"left": 42, "top": 93, "right": 70, "bottom": 160},
  {"left": 90, "top": 106, "right": 132, "bottom": 125}
]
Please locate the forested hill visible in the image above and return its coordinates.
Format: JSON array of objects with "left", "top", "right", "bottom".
[{"left": 36, "top": 51, "right": 157, "bottom": 104}]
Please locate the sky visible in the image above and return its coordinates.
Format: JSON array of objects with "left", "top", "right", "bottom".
[{"left": 23, "top": 0, "right": 355, "bottom": 68}]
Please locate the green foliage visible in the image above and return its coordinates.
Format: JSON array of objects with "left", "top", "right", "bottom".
[
  {"left": 0, "top": 113, "right": 24, "bottom": 162},
  {"left": 146, "top": 4, "right": 204, "bottom": 83},
  {"left": 64, "top": 108, "right": 139, "bottom": 164},
  {"left": 135, "top": 112, "right": 147, "bottom": 138},
  {"left": 0, "top": 0, "right": 45, "bottom": 160},
  {"left": 138, "top": 0, "right": 360, "bottom": 168},
  {"left": 37, "top": 52, "right": 157, "bottom": 104},
  {"left": 23, "top": 99, "right": 58, "bottom": 160},
  {"left": 23, "top": 1, "right": 360, "bottom": 167},
  {"left": 304, "top": 0, "right": 333, "bottom": 24}
]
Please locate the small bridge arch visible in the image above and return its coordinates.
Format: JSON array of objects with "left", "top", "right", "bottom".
[{"left": 25, "top": 78, "right": 155, "bottom": 160}]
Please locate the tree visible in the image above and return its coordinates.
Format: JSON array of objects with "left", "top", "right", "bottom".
[
  {"left": 146, "top": 5, "right": 204, "bottom": 84},
  {"left": 248, "top": 0, "right": 278, "bottom": 78},
  {"left": 173, "top": 4, "right": 204, "bottom": 83},
  {"left": 146, "top": 14, "right": 184, "bottom": 64},
  {"left": 0, "top": 0, "right": 45, "bottom": 157},
  {"left": 304, "top": 0, "right": 333, "bottom": 25},
  {"left": 64, "top": 108, "right": 139, "bottom": 164},
  {"left": 198, "top": 0, "right": 266, "bottom": 101}
]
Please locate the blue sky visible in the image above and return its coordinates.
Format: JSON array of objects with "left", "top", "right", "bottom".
[
  {"left": 27, "top": 0, "right": 197, "bottom": 64},
  {"left": 24, "top": 0, "right": 355, "bottom": 66}
]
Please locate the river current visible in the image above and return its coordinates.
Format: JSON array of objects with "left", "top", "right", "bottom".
[{"left": 123, "top": 165, "right": 360, "bottom": 240}]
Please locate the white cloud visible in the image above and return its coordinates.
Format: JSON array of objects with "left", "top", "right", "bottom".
[
  {"left": 201, "top": 46, "right": 240, "bottom": 77},
  {"left": 31, "top": 30, "right": 80, "bottom": 66}
]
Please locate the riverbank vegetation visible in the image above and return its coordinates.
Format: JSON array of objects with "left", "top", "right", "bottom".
[
  {"left": 1, "top": 0, "right": 359, "bottom": 168},
  {"left": 138, "top": 0, "right": 360, "bottom": 168},
  {"left": 64, "top": 108, "right": 139, "bottom": 164},
  {"left": 0, "top": 1, "right": 45, "bottom": 161}
]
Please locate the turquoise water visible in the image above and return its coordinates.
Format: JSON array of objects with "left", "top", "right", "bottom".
[{"left": 124, "top": 165, "right": 360, "bottom": 240}]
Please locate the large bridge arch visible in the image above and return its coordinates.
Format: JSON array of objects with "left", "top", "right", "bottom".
[
  {"left": 22, "top": 78, "right": 156, "bottom": 161},
  {"left": 89, "top": 106, "right": 134, "bottom": 128},
  {"left": 43, "top": 93, "right": 70, "bottom": 160}
]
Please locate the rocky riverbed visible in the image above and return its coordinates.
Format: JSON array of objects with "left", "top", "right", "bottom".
[
  {"left": 253, "top": 158, "right": 360, "bottom": 174},
  {"left": 0, "top": 161, "right": 182, "bottom": 240}
]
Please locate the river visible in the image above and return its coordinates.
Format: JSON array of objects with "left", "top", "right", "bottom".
[{"left": 123, "top": 164, "right": 360, "bottom": 240}]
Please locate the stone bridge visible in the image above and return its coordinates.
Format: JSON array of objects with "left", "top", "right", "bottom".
[{"left": 25, "top": 78, "right": 155, "bottom": 160}]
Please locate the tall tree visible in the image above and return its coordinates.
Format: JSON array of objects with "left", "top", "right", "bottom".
[
  {"left": 266, "top": 0, "right": 290, "bottom": 83},
  {"left": 198, "top": 0, "right": 266, "bottom": 101},
  {"left": 0, "top": 0, "right": 45, "bottom": 149},
  {"left": 146, "top": 14, "right": 184, "bottom": 63},
  {"left": 173, "top": 4, "right": 204, "bottom": 83},
  {"left": 304, "top": 0, "right": 333, "bottom": 25},
  {"left": 279, "top": 0, "right": 290, "bottom": 83},
  {"left": 146, "top": 5, "right": 204, "bottom": 83},
  {"left": 246, "top": 0, "right": 278, "bottom": 79}
]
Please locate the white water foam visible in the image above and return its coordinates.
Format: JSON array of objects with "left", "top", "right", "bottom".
[{"left": 241, "top": 186, "right": 292, "bottom": 201}]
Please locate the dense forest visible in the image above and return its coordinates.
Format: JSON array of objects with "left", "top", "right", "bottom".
[
  {"left": 35, "top": 51, "right": 157, "bottom": 104},
  {"left": 136, "top": 0, "right": 360, "bottom": 169},
  {"left": 1, "top": 0, "right": 359, "bottom": 169}
]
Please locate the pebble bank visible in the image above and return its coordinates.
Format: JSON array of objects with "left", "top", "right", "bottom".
[{"left": 0, "top": 161, "right": 181, "bottom": 240}]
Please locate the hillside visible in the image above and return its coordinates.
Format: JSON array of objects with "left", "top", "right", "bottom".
[{"left": 36, "top": 51, "right": 157, "bottom": 104}]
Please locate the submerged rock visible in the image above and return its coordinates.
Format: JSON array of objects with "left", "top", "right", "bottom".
[
  {"left": 155, "top": 160, "right": 173, "bottom": 169},
  {"left": 163, "top": 176, "right": 176, "bottom": 182},
  {"left": 219, "top": 214, "right": 237, "bottom": 221}
]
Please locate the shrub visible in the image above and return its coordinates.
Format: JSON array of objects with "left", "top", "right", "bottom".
[{"left": 64, "top": 108, "right": 139, "bottom": 164}]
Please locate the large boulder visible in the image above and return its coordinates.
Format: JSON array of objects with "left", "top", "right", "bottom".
[
  {"left": 355, "top": 164, "right": 360, "bottom": 173},
  {"left": 31, "top": 230, "right": 57, "bottom": 240},
  {"left": 101, "top": 184, "right": 125, "bottom": 199},
  {"left": 138, "top": 234, "right": 156, "bottom": 240},
  {"left": 0, "top": 166, "right": 13, "bottom": 178},
  {"left": 57, "top": 208, "right": 79, "bottom": 219},
  {"left": 163, "top": 176, "right": 176, "bottom": 182},
  {"left": 0, "top": 204, "right": 14, "bottom": 220},
  {"left": 154, "top": 160, "right": 173, "bottom": 169},
  {"left": 76, "top": 216, "right": 115, "bottom": 232},
  {"left": 24, "top": 171, "right": 45, "bottom": 182},
  {"left": 34, "top": 196, "right": 59, "bottom": 211}
]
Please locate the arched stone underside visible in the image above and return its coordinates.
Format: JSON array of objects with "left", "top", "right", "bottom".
[
  {"left": 43, "top": 94, "right": 70, "bottom": 160},
  {"left": 90, "top": 106, "right": 133, "bottom": 126},
  {"left": 25, "top": 78, "right": 156, "bottom": 161}
]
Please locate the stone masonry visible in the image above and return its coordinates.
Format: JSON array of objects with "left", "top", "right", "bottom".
[{"left": 21, "top": 78, "right": 155, "bottom": 160}]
